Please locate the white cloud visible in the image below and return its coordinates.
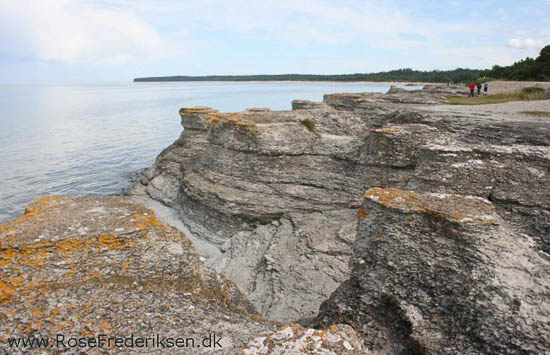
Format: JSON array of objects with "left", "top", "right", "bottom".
[
  {"left": 0, "top": 0, "right": 173, "bottom": 65},
  {"left": 1, "top": 0, "right": 548, "bottom": 80},
  {"left": 507, "top": 38, "right": 550, "bottom": 50}
]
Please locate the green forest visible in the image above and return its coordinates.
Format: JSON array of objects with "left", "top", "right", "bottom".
[{"left": 135, "top": 45, "right": 550, "bottom": 83}]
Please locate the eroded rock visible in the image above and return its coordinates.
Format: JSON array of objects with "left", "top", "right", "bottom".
[
  {"left": 129, "top": 87, "right": 550, "bottom": 353},
  {"left": 0, "top": 196, "right": 364, "bottom": 354},
  {"left": 313, "top": 188, "right": 550, "bottom": 354}
]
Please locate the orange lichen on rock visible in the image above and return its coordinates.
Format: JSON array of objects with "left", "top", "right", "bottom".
[
  {"left": 179, "top": 106, "right": 218, "bottom": 116},
  {"left": 0, "top": 279, "right": 16, "bottom": 303},
  {"left": 364, "top": 187, "right": 499, "bottom": 225},
  {"left": 203, "top": 111, "right": 260, "bottom": 133},
  {"left": 14, "top": 196, "right": 64, "bottom": 224},
  {"left": 130, "top": 213, "right": 161, "bottom": 230},
  {"left": 97, "top": 234, "right": 124, "bottom": 250},
  {"left": 358, "top": 206, "right": 368, "bottom": 218},
  {"left": 0, "top": 195, "right": 272, "bottom": 349}
]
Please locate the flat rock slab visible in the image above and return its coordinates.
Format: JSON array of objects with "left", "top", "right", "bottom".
[{"left": 363, "top": 187, "right": 500, "bottom": 225}]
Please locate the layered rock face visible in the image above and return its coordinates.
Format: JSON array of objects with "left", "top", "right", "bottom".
[
  {"left": 135, "top": 87, "right": 549, "bottom": 314},
  {"left": 132, "top": 87, "right": 550, "bottom": 351},
  {"left": 137, "top": 106, "right": 367, "bottom": 321},
  {"left": 314, "top": 188, "right": 550, "bottom": 354},
  {"left": 0, "top": 196, "right": 364, "bottom": 354}
]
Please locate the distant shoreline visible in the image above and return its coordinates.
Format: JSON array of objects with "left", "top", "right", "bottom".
[
  {"left": 133, "top": 77, "right": 432, "bottom": 85},
  {"left": 133, "top": 74, "right": 444, "bottom": 83}
]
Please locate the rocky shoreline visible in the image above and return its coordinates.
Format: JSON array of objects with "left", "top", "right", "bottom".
[
  {"left": 0, "top": 196, "right": 365, "bottom": 354},
  {"left": 126, "top": 84, "right": 550, "bottom": 353},
  {"left": 2, "top": 84, "right": 550, "bottom": 353}
]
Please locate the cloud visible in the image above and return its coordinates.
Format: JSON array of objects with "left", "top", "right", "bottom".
[
  {"left": 507, "top": 38, "right": 550, "bottom": 50},
  {"left": 0, "top": 0, "right": 172, "bottom": 65},
  {"left": 2, "top": 0, "right": 549, "bottom": 81}
]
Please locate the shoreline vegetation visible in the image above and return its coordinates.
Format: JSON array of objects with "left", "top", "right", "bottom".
[{"left": 135, "top": 45, "right": 550, "bottom": 84}]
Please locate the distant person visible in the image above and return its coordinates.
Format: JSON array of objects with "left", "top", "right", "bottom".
[
  {"left": 469, "top": 82, "right": 475, "bottom": 97},
  {"left": 483, "top": 82, "right": 489, "bottom": 93},
  {"left": 476, "top": 82, "right": 482, "bottom": 96}
]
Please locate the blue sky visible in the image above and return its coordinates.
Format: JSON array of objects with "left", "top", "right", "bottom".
[{"left": 0, "top": 0, "right": 549, "bottom": 84}]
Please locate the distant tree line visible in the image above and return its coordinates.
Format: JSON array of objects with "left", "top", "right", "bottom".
[
  {"left": 134, "top": 45, "right": 550, "bottom": 83},
  {"left": 489, "top": 45, "right": 549, "bottom": 81}
]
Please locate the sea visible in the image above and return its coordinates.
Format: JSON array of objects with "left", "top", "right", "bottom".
[{"left": 0, "top": 81, "right": 421, "bottom": 222}]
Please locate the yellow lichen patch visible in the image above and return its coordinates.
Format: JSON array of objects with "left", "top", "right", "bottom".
[
  {"left": 121, "top": 263, "right": 129, "bottom": 270},
  {"left": 180, "top": 107, "right": 217, "bottom": 115},
  {"left": 364, "top": 188, "right": 499, "bottom": 225},
  {"left": 130, "top": 213, "right": 161, "bottom": 230},
  {"left": 55, "top": 239, "right": 83, "bottom": 253},
  {"left": 203, "top": 112, "right": 260, "bottom": 134},
  {"left": 0, "top": 224, "right": 15, "bottom": 238},
  {"left": 97, "top": 234, "right": 124, "bottom": 250},
  {"left": 9, "top": 276, "right": 25, "bottom": 288},
  {"left": 22, "top": 257, "right": 46, "bottom": 269},
  {"left": 0, "top": 280, "right": 16, "bottom": 302},
  {"left": 0, "top": 248, "right": 17, "bottom": 267},
  {"left": 13, "top": 196, "right": 65, "bottom": 225},
  {"left": 0, "top": 234, "right": 137, "bottom": 285},
  {"left": 29, "top": 306, "right": 44, "bottom": 318},
  {"left": 364, "top": 187, "right": 419, "bottom": 207}
]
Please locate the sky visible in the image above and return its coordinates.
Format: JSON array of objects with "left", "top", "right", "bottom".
[{"left": 0, "top": 0, "right": 549, "bottom": 84}]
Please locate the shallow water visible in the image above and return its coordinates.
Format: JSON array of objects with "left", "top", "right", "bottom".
[{"left": 0, "top": 81, "right": 421, "bottom": 222}]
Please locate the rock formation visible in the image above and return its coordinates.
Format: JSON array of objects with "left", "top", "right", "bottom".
[
  {"left": 314, "top": 188, "right": 550, "bottom": 354},
  {"left": 128, "top": 86, "right": 550, "bottom": 353},
  {"left": 0, "top": 196, "right": 364, "bottom": 354}
]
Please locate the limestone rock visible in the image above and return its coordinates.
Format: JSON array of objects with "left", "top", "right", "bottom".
[
  {"left": 129, "top": 86, "right": 550, "bottom": 341},
  {"left": 386, "top": 85, "right": 408, "bottom": 94},
  {"left": 0, "top": 196, "right": 364, "bottom": 354},
  {"left": 0, "top": 196, "right": 273, "bottom": 353},
  {"left": 242, "top": 324, "right": 366, "bottom": 354},
  {"left": 291, "top": 100, "right": 328, "bottom": 110},
  {"left": 313, "top": 188, "right": 550, "bottom": 354}
]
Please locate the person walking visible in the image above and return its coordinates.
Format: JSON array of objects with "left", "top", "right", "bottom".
[
  {"left": 469, "top": 82, "right": 476, "bottom": 97},
  {"left": 476, "top": 82, "right": 482, "bottom": 96},
  {"left": 483, "top": 82, "right": 489, "bottom": 94}
]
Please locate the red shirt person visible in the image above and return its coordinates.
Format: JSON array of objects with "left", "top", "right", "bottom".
[{"left": 469, "top": 83, "right": 476, "bottom": 97}]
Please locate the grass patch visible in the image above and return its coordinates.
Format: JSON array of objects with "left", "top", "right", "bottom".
[
  {"left": 521, "top": 111, "right": 550, "bottom": 117},
  {"left": 522, "top": 86, "right": 547, "bottom": 94},
  {"left": 300, "top": 118, "right": 320, "bottom": 136},
  {"left": 444, "top": 86, "right": 549, "bottom": 105}
]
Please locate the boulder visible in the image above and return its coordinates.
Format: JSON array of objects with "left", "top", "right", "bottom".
[{"left": 313, "top": 188, "right": 550, "bottom": 354}]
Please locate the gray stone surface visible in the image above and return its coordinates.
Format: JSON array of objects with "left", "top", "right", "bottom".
[
  {"left": 0, "top": 196, "right": 363, "bottom": 354},
  {"left": 313, "top": 188, "right": 550, "bottom": 354},
  {"left": 129, "top": 87, "right": 550, "bottom": 351}
]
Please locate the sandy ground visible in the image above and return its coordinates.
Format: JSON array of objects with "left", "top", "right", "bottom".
[{"left": 436, "top": 97, "right": 550, "bottom": 114}]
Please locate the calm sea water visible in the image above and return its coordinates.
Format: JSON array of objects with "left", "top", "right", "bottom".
[{"left": 0, "top": 81, "right": 420, "bottom": 222}]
